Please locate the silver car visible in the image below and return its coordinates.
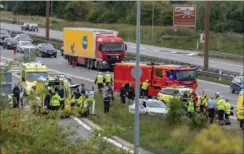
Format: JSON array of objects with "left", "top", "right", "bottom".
[
  {"left": 17, "top": 41, "right": 36, "bottom": 53},
  {"left": 29, "top": 23, "right": 38, "bottom": 32},
  {"left": 15, "top": 34, "right": 33, "bottom": 42}
]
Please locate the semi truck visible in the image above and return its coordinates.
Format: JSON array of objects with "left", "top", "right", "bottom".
[
  {"left": 63, "top": 28, "right": 127, "bottom": 70},
  {"left": 114, "top": 62, "right": 198, "bottom": 97}
]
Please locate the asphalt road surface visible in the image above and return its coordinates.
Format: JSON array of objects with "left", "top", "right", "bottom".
[{"left": 0, "top": 22, "right": 243, "bottom": 74}]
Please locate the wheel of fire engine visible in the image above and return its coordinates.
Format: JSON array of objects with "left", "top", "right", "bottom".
[{"left": 90, "top": 60, "right": 94, "bottom": 69}]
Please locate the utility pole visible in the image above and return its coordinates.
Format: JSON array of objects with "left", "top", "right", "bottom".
[
  {"left": 134, "top": 1, "right": 140, "bottom": 154},
  {"left": 46, "top": 0, "right": 50, "bottom": 40},
  {"left": 204, "top": 1, "right": 210, "bottom": 71},
  {"left": 152, "top": 1, "right": 154, "bottom": 43}
]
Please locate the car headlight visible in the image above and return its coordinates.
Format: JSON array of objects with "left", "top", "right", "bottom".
[
  {"left": 7, "top": 42, "right": 10, "bottom": 45},
  {"left": 102, "top": 61, "right": 107, "bottom": 64}
]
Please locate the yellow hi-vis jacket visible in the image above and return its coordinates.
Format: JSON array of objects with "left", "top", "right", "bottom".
[
  {"left": 97, "top": 75, "right": 104, "bottom": 83},
  {"left": 141, "top": 81, "right": 149, "bottom": 90},
  {"left": 225, "top": 101, "right": 231, "bottom": 115},
  {"left": 50, "top": 93, "right": 62, "bottom": 106},
  {"left": 216, "top": 99, "right": 225, "bottom": 111},
  {"left": 105, "top": 74, "right": 112, "bottom": 83},
  {"left": 77, "top": 95, "right": 85, "bottom": 107},
  {"left": 188, "top": 101, "right": 194, "bottom": 113}
]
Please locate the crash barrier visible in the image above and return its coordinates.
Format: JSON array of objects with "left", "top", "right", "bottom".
[{"left": 2, "top": 29, "right": 240, "bottom": 81}]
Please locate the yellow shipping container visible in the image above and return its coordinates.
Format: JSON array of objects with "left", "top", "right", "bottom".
[{"left": 63, "top": 28, "right": 96, "bottom": 59}]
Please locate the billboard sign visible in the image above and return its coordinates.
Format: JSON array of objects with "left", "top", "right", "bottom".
[{"left": 173, "top": 5, "right": 196, "bottom": 29}]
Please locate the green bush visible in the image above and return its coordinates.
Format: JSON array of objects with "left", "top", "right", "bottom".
[
  {"left": 188, "top": 114, "right": 209, "bottom": 130},
  {"left": 166, "top": 97, "right": 185, "bottom": 126}
]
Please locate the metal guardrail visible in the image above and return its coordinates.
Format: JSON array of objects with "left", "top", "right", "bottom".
[{"left": 2, "top": 29, "right": 240, "bottom": 83}]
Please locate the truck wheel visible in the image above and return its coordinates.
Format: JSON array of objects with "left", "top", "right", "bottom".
[{"left": 86, "top": 59, "right": 90, "bottom": 69}]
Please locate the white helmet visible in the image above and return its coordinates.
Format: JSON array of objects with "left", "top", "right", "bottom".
[
  {"left": 98, "top": 72, "right": 102, "bottom": 75},
  {"left": 106, "top": 71, "right": 109, "bottom": 74}
]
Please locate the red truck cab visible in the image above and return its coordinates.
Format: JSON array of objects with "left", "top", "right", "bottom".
[{"left": 114, "top": 63, "right": 197, "bottom": 97}]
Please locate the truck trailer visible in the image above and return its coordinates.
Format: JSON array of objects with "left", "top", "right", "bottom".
[
  {"left": 114, "top": 62, "right": 198, "bottom": 97},
  {"left": 63, "top": 28, "right": 127, "bottom": 70}
]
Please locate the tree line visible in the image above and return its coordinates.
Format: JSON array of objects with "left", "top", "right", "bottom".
[{"left": 1, "top": 1, "right": 243, "bottom": 33}]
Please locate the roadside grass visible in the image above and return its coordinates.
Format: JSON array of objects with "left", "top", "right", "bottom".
[
  {"left": 198, "top": 74, "right": 232, "bottom": 85},
  {"left": 90, "top": 94, "right": 243, "bottom": 154},
  {"left": 1, "top": 11, "right": 243, "bottom": 55}
]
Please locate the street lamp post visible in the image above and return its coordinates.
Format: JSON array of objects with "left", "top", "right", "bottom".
[{"left": 134, "top": 1, "right": 141, "bottom": 154}]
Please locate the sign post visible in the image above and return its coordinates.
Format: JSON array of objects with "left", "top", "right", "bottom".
[
  {"left": 134, "top": 1, "right": 141, "bottom": 154},
  {"left": 200, "top": 33, "right": 205, "bottom": 43},
  {"left": 173, "top": 5, "right": 196, "bottom": 30}
]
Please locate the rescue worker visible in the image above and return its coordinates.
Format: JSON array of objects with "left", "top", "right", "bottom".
[
  {"left": 120, "top": 84, "right": 126, "bottom": 105},
  {"left": 80, "top": 95, "right": 89, "bottom": 116},
  {"left": 208, "top": 97, "right": 216, "bottom": 123},
  {"left": 106, "top": 83, "right": 114, "bottom": 101},
  {"left": 187, "top": 96, "right": 195, "bottom": 118},
  {"left": 19, "top": 84, "right": 24, "bottom": 108},
  {"left": 95, "top": 72, "right": 104, "bottom": 92},
  {"left": 67, "top": 93, "right": 76, "bottom": 107},
  {"left": 104, "top": 71, "right": 113, "bottom": 86},
  {"left": 214, "top": 92, "right": 221, "bottom": 102},
  {"left": 50, "top": 89, "right": 63, "bottom": 110},
  {"left": 182, "top": 91, "right": 189, "bottom": 111},
  {"left": 44, "top": 89, "right": 52, "bottom": 109},
  {"left": 141, "top": 80, "right": 149, "bottom": 97},
  {"left": 12, "top": 83, "right": 20, "bottom": 108},
  {"left": 216, "top": 97, "right": 226, "bottom": 125},
  {"left": 200, "top": 95, "right": 207, "bottom": 113},
  {"left": 77, "top": 93, "right": 85, "bottom": 107},
  {"left": 103, "top": 93, "right": 111, "bottom": 113},
  {"left": 224, "top": 99, "right": 231, "bottom": 125},
  {"left": 78, "top": 84, "right": 86, "bottom": 95}
]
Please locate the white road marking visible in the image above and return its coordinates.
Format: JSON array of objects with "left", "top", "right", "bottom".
[
  {"left": 188, "top": 53, "right": 198, "bottom": 56},
  {"left": 197, "top": 79, "right": 229, "bottom": 88},
  {"left": 205, "top": 89, "right": 220, "bottom": 93}
]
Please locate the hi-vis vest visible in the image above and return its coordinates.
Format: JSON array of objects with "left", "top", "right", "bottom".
[
  {"left": 217, "top": 99, "right": 225, "bottom": 111},
  {"left": 188, "top": 101, "right": 194, "bottom": 113},
  {"left": 50, "top": 93, "right": 61, "bottom": 106},
  {"left": 225, "top": 101, "right": 231, "bottom": 114},
  {"left": 97, "top": 75, "right": 104, "bottom": 83},
  {"left": 105, "top": 74, "right": 112, "bottom": 83},
  {"left": 141, "top": 81, "right": 149, "bottom": 90}
]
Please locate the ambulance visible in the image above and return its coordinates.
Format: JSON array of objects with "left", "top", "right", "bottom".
[
  {"left": 114, "top": 62, "right": 197, "bottom": 97},
  {"left": 236, "top": 89, "right": 244, "bottom": 130},
  {"left": 20, "top": 62, "right": 48, "bottom": 95}
]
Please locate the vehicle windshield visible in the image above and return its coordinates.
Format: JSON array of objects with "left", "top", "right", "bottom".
[
  {"left": 42, "top": 44, "right": 55, "bottom": 49},
  {"left": 176, "top": 70, "right": 196, "bottom": 81},
  {"left": 9, "top": 39, "right": 18, "bottom": 44},
  {"left": 21, "top": 41, "right": 32, "bottom": 46},
  {"left": 26, "top": 72, "right": 48, "bottom": 81},
  {"left": 0, "top": 84, "right": 12, "bottom": 94},
  {"left": 147, "top": 101, "right": 166, "bottom": 108},
  {"left": 103, "top": 43, "right": 123, "bottom": 52}
]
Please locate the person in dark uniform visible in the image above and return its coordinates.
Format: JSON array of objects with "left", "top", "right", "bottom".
[
  {"left": 127, "top": 83, "right": 135, "bottom": 105},
  {"left": 120, "top": 84, "right": 126, "bottom": 105},
  {"left": 12, "top": 84, "right": 20, "bottom": 108},
  {"left": 103, "top": 93, "right": 111, "bottom": 113}
]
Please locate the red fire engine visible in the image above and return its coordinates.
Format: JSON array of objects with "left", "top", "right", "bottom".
[{"left": 114, "top": 62, "right": 198, "bottom": 97}]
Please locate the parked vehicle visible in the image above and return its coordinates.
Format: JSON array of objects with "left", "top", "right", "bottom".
[
  {"left": 29, "top": 23, "right": 38, "bottom": 32},
  {"left": 36, "top": 43, "right": 57, "bottom": 58},
  {"left": 2, "top": 37, "right": 18, "bottom": 49},
  {"left": 0, "top": 29, "right": 11, "bottom": 40},
  {"left": 230, "top": 76, "right": 244, "bottom": 93},
  {"left": 17, "top": 41, "right": 36, "bottom": 53},
  {"left": 157, "top": 86, "right": 196, "bottom": 105},
  {"left": 129, "top": 99, "right": 168, "bottom": 115},
  {"left": 63, "top": 28, "right": 127, "bottom": 71},
  {"left": 15, "top": 34, "right": 33, "bottom": 42},
  {"left": 21, "top": 22, "right": 30, "bottom": 31},
  {"left": 114, "top": 63, "right": 197, "bottom": 97}
]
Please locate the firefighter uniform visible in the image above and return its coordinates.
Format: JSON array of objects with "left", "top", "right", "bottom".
[
  {"left": 224, "top": 99, "right": 231, "bottom": 124},
  {"left": 50, "top": 93, "right": 62, "bottom": 110},
  {"left": 141, "top": 80, "right": 149, "bottom": 97},
  {"left": 95, "top": 73, "right": 104, "bottom": 92},
  {"left": 216, "top": 99, "right": 225, "bottom": 123}
]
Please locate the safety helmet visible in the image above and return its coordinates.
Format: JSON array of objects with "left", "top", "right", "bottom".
[
  {"left": 106, "top": 71, "right": 109, "bottom": 74},
  {"left": 98, "top": 72, "right": 102, "bottom": 75},
  {"left": 215, "top": 92, "right": 219, "bottom": 96},
  {"left": 146, "top": 79, "right": 149, "bottom": 82}
]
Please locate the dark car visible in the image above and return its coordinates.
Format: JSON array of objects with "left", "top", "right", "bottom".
[
  {"left": 2, "top": 38, "right": 18, "bottom": 49},
  {"left": 37, "top": 43, "right": 57, "bottom": 58},
  {"left": 230, "top": 76, "right": 244, "bottom": 93},
  {"left": 15, "top": 34, "right": 33, "bottom": 42},
  {"left": 0, "top": 29, "right": 11, "bottom": 41}
]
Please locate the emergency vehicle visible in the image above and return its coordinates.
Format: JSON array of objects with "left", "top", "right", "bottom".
[
  {"left": 20, "top": 62, "right": 48, "bottom": 95},
  {"left": 114, "top": 63, "right": 197, "bottom": 97},
  {"left": 236, "top": 89, "right": 244, "bottom": 130},
  {"left": 63, "top": 28, "right": 127, "bottom": 70}
]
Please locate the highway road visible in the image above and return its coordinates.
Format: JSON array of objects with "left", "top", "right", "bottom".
[
  {"left": 0, "top": 47, "right": 238, "bottom": 113},
  {"left": 0, "top": 22, "right": 243, "bottom": 74}
]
